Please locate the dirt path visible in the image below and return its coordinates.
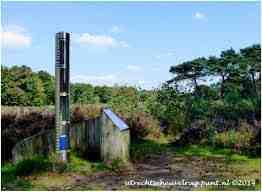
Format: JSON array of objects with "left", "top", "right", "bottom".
[
  {"left": 65, "top": 153, "right": 186, "bottom": 190},
  {"left": 39, "top": 153, "right": 221, "bottom": 190},
  {"left": 29, "top": 152, "right": 260, "bottom": 190}
]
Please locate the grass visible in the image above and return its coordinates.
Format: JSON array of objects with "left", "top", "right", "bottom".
[
  {"left": 174, "top": 144, "right": 251, "bottom": 161},
  {"left": 196, "top": 157, "right": 261, "bottom": 191},
  {"left": 130, "top": 137, "right": 258, "bottom": 162},
  {"left": 67, "top": 152, "right": 93, "bottom": 174},
  {"left": 130, "top": 139, "right": 260, "bottom": 190},
  {"left": 1, "top": 156, "right": 52, "bottom": 190},
  {"left": 67, "top": 152, "right": 125, "bottom": 173},
  {"left": 130, "top": 138, "right": 172, "bottom": 161},
  {"left": 173, "top": 145, "right": 261, "bottom": 191},
  {"left": 1, "top": 152, "right": 127, "bottom": 190}
]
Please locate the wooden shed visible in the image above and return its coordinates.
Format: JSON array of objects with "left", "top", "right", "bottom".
[
  {"left": 70, "top": 108, "right": 130, "bottom": 162},
  {"left": 100, "top": 108, "right": 130, "bottom": 162}
]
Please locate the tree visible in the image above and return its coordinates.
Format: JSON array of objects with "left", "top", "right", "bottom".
[
  {"left": 154, "top": 83, "right": 187, "bottom": 134},
  {"left": 169, "top": 57, "right": 207, "bottom": 95},
  {"left": 22, "top": 75, "right": 46, "bottom": 106},
  {"left": 94, "top": 86, "right": 113, "bottom": 103},
  {"left": 207, "top": 48, "right": 240, "bottom": 98},
  {"left": 1, "top": 66, "right": 27, "bottom": 105},
  {"left": 71, "top": 83, "right": 99, "bottom": 104},
  {"left": 37, "top": 70, "right": 55, "bottom": 105},
  {"left": 240, "top": 44, "right": 261, "bottom": 99},
  {"left": 10, "top": 65, "right": 32, "bottom": 81}
]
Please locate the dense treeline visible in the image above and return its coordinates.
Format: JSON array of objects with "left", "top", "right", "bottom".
[
  {"left": 163, "top": 44, "right": 261, "bottom": 155},
  {"left": 1, "top": 44, "right": 261, "bottom": 156},
  {"left": 1, "top": 65, "right": 139, "bottom": 106},
  {"left": 165, "top": 44, "right": 261, "bottom": 126}
]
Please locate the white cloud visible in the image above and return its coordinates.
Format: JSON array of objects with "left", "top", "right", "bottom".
[
  {"left": 71, "top": 74, "right": 117, "bottom": 86},
  {"left": 109, "top": 25, "right": 123, "bottom": 34},
  {"left": 127, "top": 65, "right": 142, "bottom": 72},
  {"left": 74, "top": 33, "right": 129, "bottom": 48},
  {"left": 194, "top": 12, "right": 207, "bottom": 20},
  {"left": 71, "top": 74, "right": 161, "bottom": 90},
  {"left": 2, "top": 25, "right": 32, "bottom": 48},
  {"left": 4, "top": 25, "right": 27, "bottom": 33}
]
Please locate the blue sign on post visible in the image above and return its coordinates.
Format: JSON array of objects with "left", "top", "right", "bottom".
[{"left": 59, "top": 134, "right": 69, "bottom": 150}]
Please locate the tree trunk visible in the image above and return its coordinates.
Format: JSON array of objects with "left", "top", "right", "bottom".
[
  {"left": 251, "top": 72, "right": 257, "bottom": 97},
  {"left": 184, "top": 95, "right": 193, "bottom": 129},
  {"left": 220, "top": 75, "right": 225, "bottom": 98},
  {"left": 193, "top": 78, "right": 199, "bottom": 96}
]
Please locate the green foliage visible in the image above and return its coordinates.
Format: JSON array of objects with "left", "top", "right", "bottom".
[
  {"left": 94, "top": 86, "right": 113, "bottom": 103},
  {"left": 214, "top": 129, "right": 254, "bottom": 155},
  {"left": 1, "top": 66, "right": 48, "bottom": 106},
  {"left": 191, "top": 98, "right": 211, "bottom": 119},
  {"left": 71, "top": 83, "right": 100, "bottom": 104},
  {"left": 15, "top": 156, "right": 52, "bottom": 176},
  {"left": 1, "top": 156, "right": 51, "bottom": 190},
  {"left": 197, "top": 85, "right": 218, "bottom": 100},
  {"left": 22, "top": 75, "right": 46, "bottom": 106},
  {"left": 1, "top": 163, "right": 17, "bottom": 184},
  {"left": 209, "top": 99, "right": 256, "bottom": 121},
  {"left": 66, "top": 152, "right": 92, "bottom": 173},
  {"left": 174, "top": 145, "right": 249, "bottom": 161},
  {"left": 108, "top": 86, "right": 140, "bottom": 115},
  {"left": 37, "top": 70, "right": 55, "bottom": 105},
  {"left": 167, "top": 44, "right": 260, "bottom": 156},
  {"left": 102, "top": 158, "right": 128, "bottom": 173},
  {"left": 169, "top": 57, "right": 207, "bottom": 91},
  {"left": 130, "top": 139, "right": 171, "bottom": 161},
  {"left": 153, "top": 84, "right": 186, "bottom": 134}
]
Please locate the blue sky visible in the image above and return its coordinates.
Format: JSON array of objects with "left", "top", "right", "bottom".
[{"left": 2, "top": 1, "right": 260, "bottom": 89}]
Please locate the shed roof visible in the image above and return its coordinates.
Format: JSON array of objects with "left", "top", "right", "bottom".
[{"left": 103, "top": 108, "right": 129, "bottom": 131}]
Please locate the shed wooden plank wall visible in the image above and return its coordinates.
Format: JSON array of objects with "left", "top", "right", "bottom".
[
  {"left": 70, "top": 117, "right": 101, "bottom": 158},
  {"left": 12, "top": 130, "right": 55, "bottom": 163}
]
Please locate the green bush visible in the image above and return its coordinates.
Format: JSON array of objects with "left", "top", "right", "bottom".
[
  {"left": 191, "top": 98, "right": 211, "bottom": 119},
  {"left": 210, "top": 99, "right": 256, "bottom": 121},
  {"left": 15, "top": 156, "right": 52, "bottom": 176},
  {"left": 1, "top": 156, "right": 52, "bottom": 190}
]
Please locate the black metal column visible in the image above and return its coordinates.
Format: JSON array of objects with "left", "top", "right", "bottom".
[{"left": 55, "top": 32, "right": 70, "bottom": 162}]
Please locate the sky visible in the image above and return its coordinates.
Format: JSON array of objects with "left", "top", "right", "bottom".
[{"left": 1, "top": 1, "right": 260, "bottom": 89}]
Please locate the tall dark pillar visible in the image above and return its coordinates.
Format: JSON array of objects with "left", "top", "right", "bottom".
[{"left": 55, "top": 32, "right": 70, "bottom": 162}]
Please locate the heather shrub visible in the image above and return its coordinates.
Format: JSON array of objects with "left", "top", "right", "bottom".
[
  {"left": 2, "top": 110, "right": 55, "bottom": 161},
  {"left": 173, "top": 120, "right": 210, "bottom": 146},
  {"left": 125, "top": 111, "right": 161, "bottom": 139},
  {"left": 71, "top": 104, "right": 102, "bottom": 123},
  {"left": 71, "top": 106, "right": 85, "bottom": 123},
  {"left": 214, "top": 129, "right": 254, "bottom": 155}
]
